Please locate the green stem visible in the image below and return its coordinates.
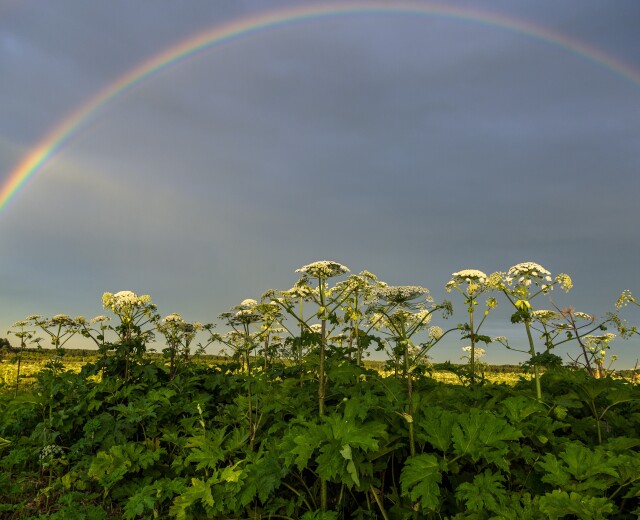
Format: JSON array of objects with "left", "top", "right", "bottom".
[
  {"left": 524, "top": 321, "right": 542, "bottom": 400},
  {"left": 469, "top": 307, "right": 475, "bottom": 385},
  {"left": 370, "top": 485, "right": 391, "bottom": 520}
]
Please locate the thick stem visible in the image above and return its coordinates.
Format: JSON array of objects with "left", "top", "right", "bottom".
[
  {"left": 524, "top": 321, "right": 542, "bottom": 400},
  {"left": 469, "top": 308, "right": 475, "bottom": 385},
  {"left": 319, "top": 279, "right": 327, "bottom": 512},
  {"left": 370, "top": 485, "right": 391, "bottom": 520},
  {"left": 406, "top": 345, "right": 415, "bottom": 457}
]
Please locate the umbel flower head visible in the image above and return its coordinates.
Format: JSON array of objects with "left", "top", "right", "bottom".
[
  {"left": 446, "top": 269, "right": 488, "bottom": 295},
  {"left": 375, "top": 286, "right": 431, "bottom": 305},
  {"left": 428, "top": 326, "right": 444, "bottom": 340},
  {"left": 102, "top": 291, "right": 153, "bottom": 312},
  {"left": 162, "top": 313, "right": 184, "bottom": 324},
  {"left": 504, "top": 262, "right": 572, "bottom": 294},
  {"left": 295, "top": 260, "right": 350, "bottom": 279}
]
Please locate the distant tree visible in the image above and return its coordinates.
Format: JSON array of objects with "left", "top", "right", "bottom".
[{"left": 0, "top": 338, "right": 12, "bottom": 360}]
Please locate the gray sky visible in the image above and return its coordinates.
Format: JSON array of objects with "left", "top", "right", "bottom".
[{"left": 1, "top": 0, "right": 639, "bottom": 367}]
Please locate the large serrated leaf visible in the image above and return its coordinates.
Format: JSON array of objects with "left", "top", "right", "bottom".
[
  {"left": 451, "top": 410, "right": 521, "bottom": 469},
  {"left": 415, "top": 407, "right": 456, "bottom": 453},
  {"left": 539, "top": 490, "right": 615, "bottom": 519},
  {"left": 455, "top": 469, "right": 507, "bottom": 513},
  {"left": 400, "top": 453, "right": 445, "bottom": 512}
]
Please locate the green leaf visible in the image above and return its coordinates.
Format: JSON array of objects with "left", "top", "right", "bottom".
[
  {"left": 500, "top": 395, "right": 545, "bottom": 424},
  {"left": 282, "top": 422, "right": 326, "bottom": 470},
  {"left": 451, "top": 410, "right": 521, "bottom": 469},
  {"left": 123, "top": 486, "right": 156, "bottom": 520},
  {"left": 340, "top": 444, "right": 360, "bottom": 486},
  {"left": 326, "top": 413, "right": 386, "bottom": 452},
  {"left": 455, "top": 469, "right": 507, "bottom": 513},
  {"left": 300, "top": 511, "right": 339, "bottom": 520},
  {"left": 184, "top": 430, "right": 226, "bottom": 471},
  {"left": 88, "top": 449, "right": 131, "bottom": 494},
  {"left": 169, "top": 477, "right": 215, "bottom": 520},
  {"left": 239, "top": 451, "right": 283, "bottom": 505},
  {"left": 539, "top": 490, "right": 615, "bottom": 519},
  {"left": 538, "top": 443, "right": 621, "bottom": 493},
  {"left": 415, "top": 407, "right": 456, "bottom": 452},
  {"left": 400, "top": 453, "right": 445, "bottom": 512}
]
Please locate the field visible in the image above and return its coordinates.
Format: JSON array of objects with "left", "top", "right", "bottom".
[{"left": 0, "top": 351, "right": 534, "bottom": 393}]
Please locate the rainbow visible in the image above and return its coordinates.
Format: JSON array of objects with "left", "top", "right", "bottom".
[{"left": 2, "top": 1, "right": 639, "bottom": 211}]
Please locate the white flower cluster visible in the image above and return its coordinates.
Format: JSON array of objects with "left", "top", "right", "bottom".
[
  {"left": 51, "top": 313, "right": 71, "bottom": 322},
  {"left": 585, "top": 333, "right": 616, "bottom": 346},
  {"left": 40, "top": 444, "right": 64, "bottom": 468},
  {"left": 309, "top": 324, "right": 322, "bottom": 334},
  {"left": 447, "top": 268, "right": 487, "bottom": 286},
  {"left": 428, "top": 326, "right": 444, "bottom": 340},
  {"left": 102, "top": 291, "right": 153, "bottom": 312},
  {"left": 238, "top": 299, "right": 258, "bottom": 309},
  {"left": 163, "top": 313, "right": 184, "bottom": 323},
  {"left": 295, "top": 260, "right": 350, "bottom": 279},
  {"left": 90, "top": 315, "right": 110, "bottom": 324},
  {"left": 531, "top": 310, "right": 559, "bottom": 322},
  {"left": 462, "top": 346, "right": 486, "bottom": 359},
  {"left": 506, "top": 262, "right": 552, "bottom": 287},
  {"left": 376, "top": 285, "right": 430, "bottom": 304}
]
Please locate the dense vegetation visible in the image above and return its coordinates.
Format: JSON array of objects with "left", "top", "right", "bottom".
[{"left": 1, "top": 261, "right": 639, "bottom": 518}]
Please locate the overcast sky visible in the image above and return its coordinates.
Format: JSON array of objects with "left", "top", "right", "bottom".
[{"left": 1, "top": 0, "right": 639, "bottom": 367}]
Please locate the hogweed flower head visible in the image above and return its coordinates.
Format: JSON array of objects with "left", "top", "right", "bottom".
[
  {"left": 462, "top": 345, "right": 486, "bottom": 359},
  {"left": 555, "top": 273, "right": 573, "bottom": 293},
  {"left": 375, "top": 285, "right": 431, "bottom": 305},
  {"left": 102, "top": 291, "right": 154, "bottom": 313},
  {"left": 428, "top": 326, "right": 444, "bottom": 340},
  {"left": 531, "top": 309, "right": 559, "bottom": 323},
  {"left": 295, "top": 260, "right": 350, "bottom": 279},
  {"left": 446, "top": 269, "right": 488, "bottom": 294},
  {"left": 40, "top": 444, "right": 64, "bottom": 468},
  {"left": 616, "top": 289, "right": 636, "bottom": 309}
]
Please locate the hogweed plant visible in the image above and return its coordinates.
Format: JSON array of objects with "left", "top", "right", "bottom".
[
  {"left": 491, "top": 262, "right": 572, "bottom": 400},
  {"left": 101, "top": 291, "right": 159, "bottom": 379},
  {"left": 214, "top": 298, "right": 282, "bottom": 450},
  {"left": 333, "top": 270, "right": 387, "bottom": 366},
  {"left": 8, "top": 319, "right": 39, "bottom": 396},
  {"left": 266, "top": 260, "right": 351, "bottom": 511},
  {"left": 446, "top": 269, "right": 497, "bottom": 384},
  {"left": 369, "top": 285, "right": 452, "bottom": 457},
  {"left": 157, "top": 313, "right": 202, "bottom": 379},
  {"left": 527, "top": 307, "right": 616, "bottom": 377},
  {"left": 615, "top": 289, "right": 640, "bottom": 338},
  {"left": 78, "top": 315, "right": 111, "bottom": 350},
  {"left": 461, "top": 345, "right": 487, "bottom": 382},
  {"left": 27, "top": 314, "right": 82, "bottom": 374}
]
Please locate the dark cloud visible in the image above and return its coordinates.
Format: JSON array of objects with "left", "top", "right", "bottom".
[{"left": 1, "top": 0, "right": 639, "bottom": 365}]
